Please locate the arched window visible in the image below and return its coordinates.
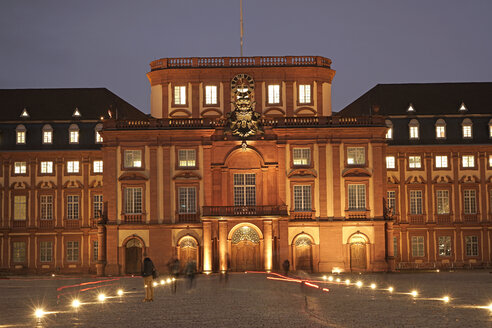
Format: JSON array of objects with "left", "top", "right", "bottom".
[
  {"left": 69, "top": 124, "right": 79, "bottom": 144},
  {"left": 408, "top": 119, "right": 419, "bottom": 139},
  {"left": 15, "top": 124, "right": 26, "bottom": 144},
  {"left": 294, "top": 235, "right": 312, "bottom": 247},
  {"left": 42, "top": 124, "right": 53, "bottom": 144},
  {"left": 435, "top": 119, "right": 446, "bottom": 139},
  {"left": 94, "top": 123, "right": 103, "bottom": 143},
  {"left": 385, "top": 119, "right": 393, "bottom": 140},
  {"left": 231, "top": 226, "right": 260, "bottom": 244},
  {"left": 461, "top": 118, "right": 473, "bottom": 139}
]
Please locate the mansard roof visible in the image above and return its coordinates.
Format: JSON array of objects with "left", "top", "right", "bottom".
[
  {"left": 0, "top": 88, "right": 147, "bottom": 121},
  {"left": 339, "top": 82, "right": 492, "bottom": 116}
]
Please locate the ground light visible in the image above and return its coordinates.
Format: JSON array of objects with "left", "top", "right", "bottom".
[
  {"left": 98, "top": 293, "right": 106, "bottom": 302},
  {"left": 117, "top": 289, "right": 124, "bottom": 296},
  {"left": 160, "top": 279, "right": 165, "bottom": 285},
  {"left": 166, "top": 278, "right": 172, "bottom": 283},
  {"left": 370, "top": 283, "right": 376, "bottom": 289},
  {"left": 488, "top": 303, "right": 492, "bottom": 311},
  {"left": 153, "top": 281, "right": 158, "bottom": 287},
  {"left": 345, "top": 279, "right": 350, "bottom": 285},
  {"left": 34, "top": 308, "right": 45, "bottom": 319},
  {"left": 388, "top": 286, "right": 394, "bottom": 293},
  {"left": 442, "top": 296, "right": 450, "bottom": 303},
  {"left": 411, "top": 290, "right": 418, "bottom": 297},
  {"left": 72, "top": 299, "right": 81, "bottom": 308},
  {"left": 336, "top": 278, "right": 341, "bottom": 283},
  {"left": 328, "top": 276, "right": 333, "bottom": 282}
]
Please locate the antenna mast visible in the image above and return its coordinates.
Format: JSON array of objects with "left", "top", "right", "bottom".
[{"left": 240, "top": 0, "right": 243, "bottom": 56}]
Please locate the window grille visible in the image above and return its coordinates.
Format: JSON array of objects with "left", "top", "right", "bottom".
[
  {"left": 409, "top": 190, "right": 423, "bottom": 215},
  {"left": 348, "top": 184, "right": 366, "bottom": 210},
  {"left": 125, "top": 187, "right": 142, "bottom": 214},
  {"left": 234, "top": 174, "right": 256, "bottom": 206}
]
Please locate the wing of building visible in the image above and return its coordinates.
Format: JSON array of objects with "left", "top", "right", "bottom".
[{"left": 1, "top": 59, "right": 490, "bottom": 275}]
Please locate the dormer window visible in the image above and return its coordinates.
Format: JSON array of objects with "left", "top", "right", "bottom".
[
  {"left": 435, "top": 119, "right": 446, "bottom": 139},
  {"left": 20, "top": 108, "right": 30, "bottom": 118},
  {"left": 462, "top": 118, "right": 473, "bottom": 139},
  {"left": 298, "top": 84, "right": 311, "bottom": 104},
  {"left": 72, "top": 108, "right": 81, "bottom": 117},
  {"left": 408, "top": 119, "right": 419, "bottom": 139},
  {"left": 42, "top": 124, "right": 53, "bottom": 144},
  {"left": 69, "top": 124, "right": 79, "bottom": 144},
  {"left": 385, "top": 120, "right": 393, "bottom": 140},
  {"left": 16, "top": 124, "right": 26, "bottom": 144},
  {"left": 407, "top": 103, "right": 415, "bottom": 112},
  {"left": 204, "top": 85, "right": 218, "bottom": 105},
  {"left": 459, "top": 102, "right": 467, "bottom": 112},
  {"left": 95, "top": 123, "right": 103, "bottom": 143},
  {"left": 268, "top": 84, "right": 281, "bottom": 104},
  {"left": 174, "top": 86, "right": 187, "bottom": 105}
]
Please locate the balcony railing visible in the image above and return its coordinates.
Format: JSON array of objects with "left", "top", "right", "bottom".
[
  {"left": 176, "top": 213, "right": 201, "bottom": 223},
  {"left": 202, "top": 205, "right": 288, "bottom": 217},
  {"left": 39, "top": 219, "right": 54, "bottom": 229},
  {"left": 123, "top": 214, "right": 145, "bottom": 223},
  {"left": 409, "top": 215, "right": 425, "bottom": 224},
  {"left": 436, "top": 215, "right": 452, "bottom": 224},
  {"left": 463, "top": 214, "right": 479, "bottom": 223},
  {"left": 65, "top": 219, "right": 80, "bottom": 229},
  {"left": 12, "top": 220, "right": 26, "bottom": 228},
  {"left": 150, "top": 56, "right": 332, "bottom": 71},
  {"left": 290, "top": 210, "right": 315, "bottom": 221}
]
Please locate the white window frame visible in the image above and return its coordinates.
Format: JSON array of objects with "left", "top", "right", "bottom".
[
  {"left": 385, "top": 120, "right": 393, "bottom": 140},
  {"left": 14, "top": 195, "right": 27, "bottom": 221},
  {"left": 16, "top": 125, "right": 26, "bottom": 144},
  {"left": 268, "top": 84, "right": 280, "bottom": 104},
  {"left": 40, "top": 195, "right": 53, "bottom": 220},
  {"left": 93, "top": 194, "right": 103, "bottom": 218},
  {"left": 14, "top": 161, "right": 27, "bottom": 174},
  {"left": 40, "top": 241, "right": 53, "bottom": 262},
  {"left": 386, "top": 156, "right": 395, "bottom": 169},
  {"left": 124, "top": 187, "right": 142, "bottom": 214},
  {"left": 408, "top": 156, "right": 422, "bottom": 169},
  {"left": 462, "top": 119, "right": 473, "bottom": 139},
  {"left": 293, "top": 148, "right": 311, "bottom": 166},
  {"left": 462, "top": 155, "right": 474, "bottom": 168},
  {"left": 411, "top": 236, "right": 425, "bottom": 257},
  {"left": 66, "top": 241, "right": 79, "bottom": 262},
  {"left": 124, "top": 150, "right": 142, "bottom": 168},
  {"left": 409, "top": 190, "right": 423, "bottom": 215},
  {"left": 465, "top": 236, "right": 478, "bottom": 257},
  {"left": 234, "top": 173, "right": 256, "bottom": 207},
  {"left": 67, "top": 160, "right": 80, "bottom": 173},
  {"left": 67, "top": 195, "right": 80, "bottom": 220},
  {"left": 347, "top": 147, "right": 365, "bottom": 166},
  {"left": 95, "top": 123, "right": 103, "bottom": 143},
  {"left": 42, "top": 124, "right": 53, "bottom": 144},
  {"left": 463, "top": 189, "right": 477, "bottom": 214},
  {"left": 436, "top": 190, "right": 450, "bottom": 215},
  {"left": 293, "top": 185, "right": 312, "bottom": 211},
  {"left": 174, "top": 86, "right": 187, "bottom": 105},
  {"left": 436, "top": 125, "right": 446, "bottom": 139},
  {"left": 298, "top": 84, "right": 311, "bottom": 104},
  {"left": 387, "top": 190, "right": 396, "bottom": 212},
  {"left": 93, "top": 160, "right": 103, "bottom": 173},
  {"left": 435, "top": 155, "right": 448, "bottom": 168},
  {"left": 348, "top": 184, "right": 366, "bottom": 211},
  {"left": 205, "top": 85, "right": 218, "bottom": 105},
  {"left": 178, "top": 149, "right": 196, "bottom": 168},
  {"left": 40, "top": 161, "right": 53, "bottom": 174},
  {"left": 69, "top": 124, "right": 79, "bottom": 144},
  {"left": 178, "top": 187, "right": 196, "bottom": 214}
]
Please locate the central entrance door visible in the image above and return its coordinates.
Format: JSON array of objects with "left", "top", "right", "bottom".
[
  {"left": 125, "top": 238, "right": 142, "bottom": 274},
  {"left": 349, "top": 235, "right": 367, "bottom": 271},
  {"left": 231, "top": 226, "right": 260, "bottom": 271},
  {"left": 294, "top": 236, "right": 313, "bottom": 272},
  {"left": 178, "top": 237, "right": 198, "bottom": 271}
]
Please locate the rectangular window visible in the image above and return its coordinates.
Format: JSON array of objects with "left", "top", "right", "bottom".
[
  {"left": 178, "top": 149, "right": 196, "bottom": 168},
  {"left": 69, "top": 131, "right": 79, "bottom": 144},
  {"left": 465, "top": 236, "right": 478, "bottom": 257},
  {"left": 125, "top": 187, "right": 142, "bottom": 214},
  {"left": 438, "top": 236, "right": 452, "bottom": 257},
  {"left": 387, "top": 190, "right": 396, "bottom": 212},
  {"left": 234, "top": 174, "right": 256, "bottom": 206},
  {"left": 436, "top": 126, "right": 446, "bottom": 139},
  {"left": 67, "top": 195, "right": 79, "bottom": 220},
  {"left": 205, "top": 85, "right": 218, "bottom": 105},
  {"left": 463, "top": 125, "right": 472, "bottom": 138},
  {"left": 43, "top": 131, "right": 52, "bottom": 144},
  {"left": 12, "top": 241, "right": 26, "bottom": 262},
  {"left": 386, "top": 127, "right": 393, "bottom": 139},
  {"left": 436, "top": 190, "right": 450, "bottom": 215},
  {"left": 17, "top": 131, "right": 26, "bottom": 144},
  {"left": 348, "top": 184, "right": 366, "bottom": 210},
  {"left": 40, "top": 195, "right": 53, "bottom": 220},
  {"left": 66, "top": 241, "right": 79, "bottom": 262},
  {"left": 124, "top": 150, "right": 142, "bottom": 168},
  {"left": 298, "top": 84, "right": 311, "bottom": 104},
  {"left": 489, "top": 155, "right": 492, "bottom": 168},
  {"left": 409, "top": 190, "right": 423, "bottom": 215},
  {"left": 93, "top": 240, "right": 98, "bottom": 261},
  {"left": 93, "top": 194, "right": 103, "bottom": 218},
  {"left": 40, "top": 161, "right": 53, "bottom": 174},
  {"left": 435, "top": 155, "right": 448, "bottom": 168},
  {"left": 463, "top": 189, "right": 477, "bottom": 214},
  {"left": 93, "top": 160, "right": 103, "bottom": 173},
  {"left": 408, "top": 156, "right": 421, "bottom": 169},
  {"left": 178, "top": 187, "right": 196, "bottom": 214},
  {"left": 293, "top": 185, "right": 312, "bottom": 211},
  {"left": 174, "top": 86, "right": 186, "bottom": 105},
  {"left": 462, "top": 155, "right": 475, "bottom": 168},
  {"left": 95, "top": 131, "right": 103, "bottom": 143},
  {"left": 14, "top": 162, "right": 27, "bottom": 174},
  {"left": 293, "top": 148, "right": 311, "bottom": 166},
  {"left": 268, "top": 84, "right": 280, "bottom": 104},
  {"left": 347, "top": 147, "right": 365, "bottom": 165},
  {"left": 409, "top": 126, "right": 419, "bottom": 139},
  {"left": 393, "top": 237, "right": 398, "bottom": 257},
  {"left": 40, "top": 241, "right": 53, "bottom": 262},
  {"left": 14, "top": 195, "right": 27, "bottom": 221},
  {"left": 411, "top": 236, "right": 424, "bottom": 257},
  {"left": 67, "top": 161, "right": 80, "bottom": 173},
  {"left": 386, "top": 156, "right": 395, "bottom": 169}
]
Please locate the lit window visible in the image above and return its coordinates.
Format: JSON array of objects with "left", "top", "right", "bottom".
[
  {"left": 40, "top": 161, "right": 53, "bottom": 174},
  {"left": 386, "top": 156, "right": 395, "bottom": 169},
  {"left": 489, "top": 155, "right": 492, "bottom": 167},
  {"left": 67, "top": 160, "right": 80, "bottom": 173},
  {"left": 408, "top": 156, "right": 421, "bottom": 169},
  {"left": 95, "top": 123, "right": 103, "bottom": 143},
  {"left": 462, "top": 155, "right": 475, "bottom": 168},
  {"left": 348, "top": 184, "right": 366, "bottom": 210},
  {"left": 40, "top": 195, "right": 53, "bottom": 220},
  {"left": 124, "top": 150, "right": 142, "bottom": 168},
  {"left": 411, "top": 236, "right": 424, "bottom": 257},
  {"left": 293, "top": 185, "right": 311, "bottom": 211},
  {"left": 347, "top": 147, "right": 365, "bottom": 165},
  {"left": 489, "top": 119, "right": 492, "bottom": 138},
  {"left": 435, "top": 155, "right": 448, "bottom": 168},
  {"left": 463, "top": 189, "right": 476, "bottom": 214},
  {"left": 12, "top": 242, "right": 26, "bottom": 263},
  {"left": 438, "top": 236, "right": 452, "bottom": 257},
  {"left": 178, "top": 149, "right": 196, "bottom": 167},
  {"left": 66, "top": 241, "right": 79, "bottom": 262},
  {"left": 234, "top": 174, "right": 256, "bottom": 206},
  {"left": 14, "top": 162, "right": 27, "bottom": 174},
  {"left": 67, "top": 195, "right": 79, "bottom": 219},
  {"left": 387, "top": 191, "right": 396, "bottom": 212},
  {"left": 462, "top": 118, "right": 472, "bottom": 139},
  {"left": 385, "top": 120, "right": 393, "bottom": 139},
  {"left": 93, "top": 160, "right": 103, "bottom": 173},
  {"left": 125, "top": 187, "right": 142, "bottom": 214},
  {"left": 298, "top": 84, "right": 311, "bottom": 104},
  {"left": 465, "top": 236, "right": 478, "bottom": 257},
  {"left": 268, "top": 84, "right": 280, "bottom": 104},
  {"left": 409, "top": 190, "right": 423, "bottom": 215},
  {"left": 179, "top": 187, "right": 196, "bottom": 214},
  {"left": 293, "top": 148, "right": 311, "bottom": 166},
  {"left": 174, "top": 86, "right": 186, "bottom": 105},
  {"left": 42, "top": 124, "right": 53, "bottom": 144},
  {"left": 40, "top": 241, "right": 53, "bottom": 262},
  {"left": 93, "top": 195, "right": 103, "bottom": 218},
  {"left": 14, "top": 195, "right": 27, "bottom": 220},
  {"left": 436, "top": 190, "right": 449, "bottom": 215},
  {"left": 205, "top": 85, "right": 218, "bottom": 105},
  {"left": 69, "top": 124, "right": 79, "bottom": 144},
  {"left": 16, "top": 124, "right": 26, "bottom": 144},
  {"left": 435, "top": 119, "right": 446, "bottom": 139}
]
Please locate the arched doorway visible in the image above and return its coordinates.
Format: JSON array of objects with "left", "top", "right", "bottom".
[
  {"left": 125, "top": 238, "right": 143, "bottom": 274},
  {"left": 178, "top": 236, "right": 198, "bottom": 271},
  {"left": 231, "top": 226, "right": 260, "bottom": 271},
  {"left": 294, "top": 235, "right": 313, "bottom": 272},
  {"left": 349, "top": 234, "right": 367, "bottom": 271}
]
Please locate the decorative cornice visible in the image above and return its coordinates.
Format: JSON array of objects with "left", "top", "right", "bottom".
[
  {"left": 287, "top": 168, "right": 317, "bottom": 178},
  {"left": 342, "top": 167, "right": 372, "bottom": 178},
  {"left": 118, "top": 172, "right": 149, "bottom": 181},
  {"left": 63, "top": 180, "right": 84, "bottom": 189},
  {"left": 405, "top": 175, "right": 426, "bottom": 184},
  {"left": 173, "top": 171, "right": 202, "bottom": 180}
]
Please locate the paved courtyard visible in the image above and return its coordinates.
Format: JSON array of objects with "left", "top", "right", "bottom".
[{"left": 0, "top": 270, "right": 491, "bottom": 327}]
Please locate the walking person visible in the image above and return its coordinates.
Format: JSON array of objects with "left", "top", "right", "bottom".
[
  {"left": 185, "top": 260, "right": 196, "bottom": 289},
  {"left": 142, "top": 257, "right": 156, "bottom": 302},
  {"left": 282, "top": 259, "right": 290, "bottom": 276},
  {"left": 171, "top": 258, "right": 180, "bottom": 293}
]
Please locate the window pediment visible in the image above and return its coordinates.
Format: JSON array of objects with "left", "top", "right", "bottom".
[
  {"left": 459, "top": 175, "right": 480, "bottom": 184},
  {"left": 287, "top": 168, "right": 317, "bottom": 178},
  {"left": 342, "top": 167, "right": 371, "bottom": 177},
  {"left": 432, "top": 175, "right": 453, "bottom": 184},
  {"left": 405, "top": 175, "right": 426, "bottom": 184},
  {"left": 118, "top": 172, "right": 148, "bottom": 181},
  {"left": 173, "top": 171, "right": 202, "bottom": 180},
  {"left": 36, "top": 181, "right": 57, "bottom": 189},
  {"left": 63, "top": 180, "right": 84, "bottom": 189}
]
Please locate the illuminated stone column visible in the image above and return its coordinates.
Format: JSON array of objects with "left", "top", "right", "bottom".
[
  {"left": 203, "top": 221, "right": 212, "bottom": 273},
  {"left": 219, "top": 220, "right": 228, "bottom": 272},
  {"left": 264, "top": 220, "right": 272, "bottom": 272}
]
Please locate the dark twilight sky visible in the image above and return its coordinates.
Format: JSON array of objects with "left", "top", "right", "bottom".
[{"left": 1, "top": 0, "right": 491, "bottom": 114}]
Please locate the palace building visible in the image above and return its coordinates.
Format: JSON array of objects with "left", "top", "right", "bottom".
[{"left": 0, "top": 56, "right": 490, "bottom": 275}]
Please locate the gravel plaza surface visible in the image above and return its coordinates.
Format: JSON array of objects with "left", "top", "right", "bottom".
[{"left": 0, "top": 270, "right": 491, "bottom": 328}]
